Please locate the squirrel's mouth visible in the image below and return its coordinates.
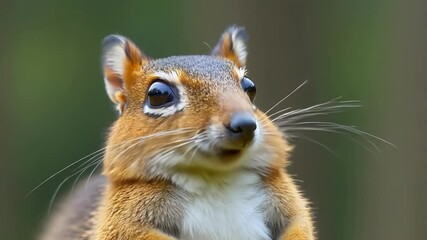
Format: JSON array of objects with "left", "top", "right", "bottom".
[
  {"left": 193, "top": 130, "right": 255, "bottom": 162},
  {"left": 201, "top": 136, "right": 254, "bottom": 161},
  {"left": 217, "top": 148, "right": 242, "bottom": 157},
  {"left": 199, "top": 146, "right": 243, "bottom": 158},
  {"left": 201, "top": 146, "right": 245, "bottom": 162}
]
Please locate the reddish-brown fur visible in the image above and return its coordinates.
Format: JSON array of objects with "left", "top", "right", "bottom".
[{"left": 41, "top": 26, "right": 315, "bottom": 240}]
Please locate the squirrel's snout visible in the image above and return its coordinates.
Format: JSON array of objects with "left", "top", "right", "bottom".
[{"left": 225, "top": 112, "right": 257, "bottom": 144}]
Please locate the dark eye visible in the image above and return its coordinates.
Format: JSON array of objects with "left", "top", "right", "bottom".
[
  {"left": 147, "top": 81, "right": 178, "bottom": 108},
  {"left": 241, "top": 77, "right": 256, "bottom": 102}
]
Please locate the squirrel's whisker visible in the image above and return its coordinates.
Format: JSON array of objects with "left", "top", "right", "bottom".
[
  {"left": 70, "top": 138, "right": 156, "bottom": 192},
  {"left": 284, "top": 126, "right": 378, "bottom": 154},
  {"left": 266, "top": 107, "right": 292, "bottom": 120},
  {"left": 154, "top": 140, "right": 195, "bottom": 160},
  {"left": 27, "top": 136, "right": 155, "bottom": 197},
  {"left": 30, "top": 129, "right": 195, "bottom": 200},
  {"left": 85, "top": 160, "right": 104, "bottom": 188},
  {"left": 279, "top": 120, "right": 393, "bottom": 153},
  {"left": 150, "top": 133, "right": 211, "bottom": 166},
  {"left": 292, "top": 121, "right": 394, "bottom": 147},
  {"left": 295, "top": 134, "right": 337, "bottom": 156},
  {"left": 276, "top": 102, "right": 362, "bottom": 122},
  {"left": 271, "top": 98, "right": 361, "bottom": 123},
  {"left": 181, "top": 133, "right": 208, "bottom": 158},
  {"left": 71, "top": 151, "right": 105, "bottom": 173},
  {"left": 189, "top": 144, "right": 203, "bottom": 166},
  {"left": 262, "top": 97, "right": 394, "bottom": 154},
  {"left": 112, "top": 128, "right": 197, "bottom": 163},
  {"left": 70, "top": 158, "right": 103, "bottom": 194},
  {"left": 71, "top": 138, "right": 144, "bottom": 173},
  {"left": 263, "top": 80, "right": 308, "bottom": 116},
  {"left": 181, "top": 136, "right": 211, "bottom": 165},
  {"left": 48, "top": 160, "right": 100, "bottom": 214},
  {"left": 26, "top": 147, "right": 108, "bottom": 197}
]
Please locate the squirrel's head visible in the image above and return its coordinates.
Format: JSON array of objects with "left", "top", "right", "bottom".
[{"left": 102, "top": 26, "right": 291, "bottom": 183}]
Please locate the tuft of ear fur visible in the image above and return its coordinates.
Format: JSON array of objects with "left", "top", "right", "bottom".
[
  {"left": 102, "top": 35, "right": 146, "bottom": 110},
  {"left": 212, "top": 26, "right": 248, "bottom": 67}
]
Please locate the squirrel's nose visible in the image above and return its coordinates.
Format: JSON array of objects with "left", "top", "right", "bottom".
[{"left": 226, "top": 112, "right": 257, "bottom": 142}]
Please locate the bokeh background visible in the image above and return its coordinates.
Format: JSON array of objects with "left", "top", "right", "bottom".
[{"left": 1, "top": 0, "right": 426, "bottom": 239}]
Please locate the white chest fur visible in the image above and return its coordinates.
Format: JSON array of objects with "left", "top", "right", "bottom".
[{"left": 179, "top": 172, "right": 270, "bottom": 240}]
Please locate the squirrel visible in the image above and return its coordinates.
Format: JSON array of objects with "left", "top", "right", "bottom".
[{"left": 40, "top": 26, "right": 315, "bottom": 240}]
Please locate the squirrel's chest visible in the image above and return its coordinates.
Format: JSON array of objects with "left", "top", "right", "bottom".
[{"left": 179, "top": 174, "right": 271, "bottom": 240}]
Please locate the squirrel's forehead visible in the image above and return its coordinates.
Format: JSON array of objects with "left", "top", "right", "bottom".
[{"left": 146, "top": 55, "right": 236, "bottom": 82}]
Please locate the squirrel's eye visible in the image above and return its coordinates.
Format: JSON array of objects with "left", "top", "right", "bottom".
[
  {"left": 147, "top": 81, "right": 178, "bottom": 108},
  {"left": 241, "top": 77, "right": 256, "bottom": 102}
]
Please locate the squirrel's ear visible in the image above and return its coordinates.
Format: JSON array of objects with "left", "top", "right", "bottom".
[
  {"left": 102, "top": 35, "right": 147, "bottom": 109},
  {"left": 212, "top": 26, "right": 248, "bottom": 67}
]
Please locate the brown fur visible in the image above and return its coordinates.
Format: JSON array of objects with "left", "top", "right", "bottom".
[{"left": 41, "top": 26, "right": 315, "bottom": 240}]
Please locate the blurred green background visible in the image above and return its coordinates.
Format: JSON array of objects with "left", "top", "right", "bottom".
[{"left": 1, "top": 0, "right": 426, "bottom": 239}]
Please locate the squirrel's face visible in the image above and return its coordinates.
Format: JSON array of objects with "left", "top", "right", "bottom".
[{"left": 102, "top": 27, "right": 291, "bottom": 182}]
